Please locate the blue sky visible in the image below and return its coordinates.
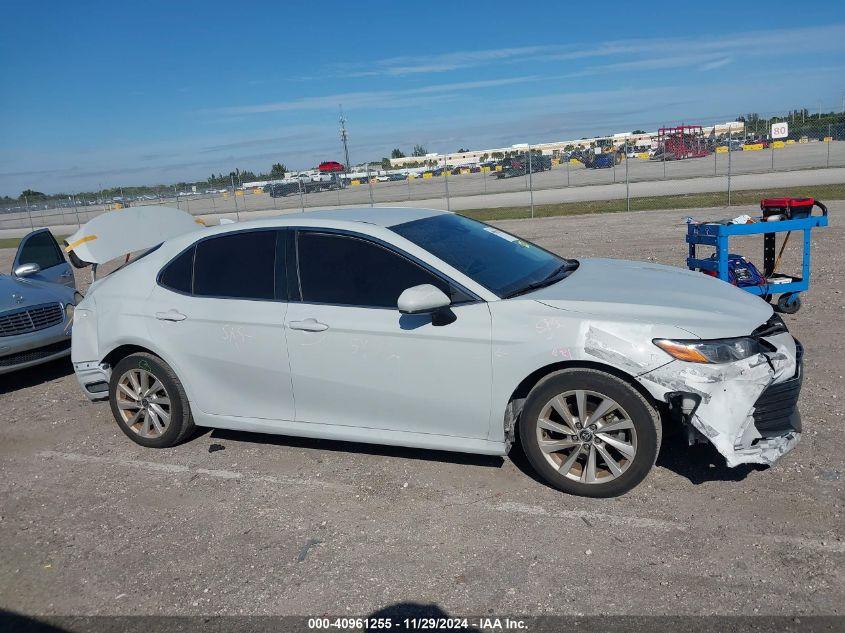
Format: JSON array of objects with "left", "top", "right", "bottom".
[{"left": 1, "top": 0, "right": 843, "bottom": 195}]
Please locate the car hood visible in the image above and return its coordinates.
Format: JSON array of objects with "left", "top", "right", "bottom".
[
  {"left": 0, "top": 274, "right": 74, "bottom": 312},
  {"left": 526, "top": 258, "right": 773, "bottom": 339}
]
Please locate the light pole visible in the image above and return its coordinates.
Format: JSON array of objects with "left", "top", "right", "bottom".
[
  {"left": 727, "top": 124, "right": 733, "bottom": 206},
  {"left": 625, "top": 140, "right": 630, "bottom": 213},
  {"left": 512, "top": 144, "right": 533, "bottom": 217},
  {"left": 827, "top": 123, "right": 832, "bottom": 167},
  {"left": 230, "top": 174, "right": 239, "bottom": 220},
  {"left": 339, "top": 106, "right": 351, "bottom": 174},
  {"left": 366, "top": 163, "right": 374, "bottom": 207},
  {"left": 443, "top": 156, "right": 450, "bottom": 212}
]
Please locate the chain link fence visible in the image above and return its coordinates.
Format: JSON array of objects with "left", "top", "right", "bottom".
[{"left": 2, "top": 115, "right": 843, "bottom": 234}]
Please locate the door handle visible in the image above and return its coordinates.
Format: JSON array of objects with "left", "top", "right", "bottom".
[
  {"left": 155, "top": 310, "right": 187, "bottom": 322},
  {"left": 288, "top": 318, "right": 329, "bottom": 332},
  {"left": 59, "top": 270, "right": 73, "bottom": 278}
]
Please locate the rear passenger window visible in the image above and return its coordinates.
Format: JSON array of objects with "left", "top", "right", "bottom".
[
  {"left": 159, "top": 246, "right": 194, "bottom": 294},
  {"left": 193, "top": 231, "right": 277, "bottom": 300}
]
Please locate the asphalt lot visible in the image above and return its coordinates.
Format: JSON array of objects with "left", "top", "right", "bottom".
[
  {"left": 1, "top": 202, "right": 843, "bottom": 617},
  {"left": 2, "top": 141, "right": 844, "bottom": 234}
]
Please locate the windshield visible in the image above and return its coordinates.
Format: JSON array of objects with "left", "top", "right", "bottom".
[{"left": 391, "top": 214, "right": 574, "bottom": 298}]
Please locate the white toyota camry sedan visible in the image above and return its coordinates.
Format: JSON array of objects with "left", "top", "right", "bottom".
[{"left": 71, "top": 207, "right": 802, "bottom": 497}]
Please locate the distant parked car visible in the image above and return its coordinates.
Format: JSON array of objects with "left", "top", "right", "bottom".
[
  {"left": 269, "top": 182, "right": 299, "bottom": 198},
  {"left": 1, "top": 229, "right": 79, "bottom": 374}
]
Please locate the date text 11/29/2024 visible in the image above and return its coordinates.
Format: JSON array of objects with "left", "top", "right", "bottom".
[{"left": 307, "top": 617, "right": 528, "bottom": 630}]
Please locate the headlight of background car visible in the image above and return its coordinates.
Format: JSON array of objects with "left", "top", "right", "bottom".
[
  {"left": 653, "top": 337, "right": 765, "bottom": 364},
  {"left": 65, "top": 292, "right": 84, "bottom": 323},
  {"left": 64, "top": 303, "right": 75, "bottom": 333}
]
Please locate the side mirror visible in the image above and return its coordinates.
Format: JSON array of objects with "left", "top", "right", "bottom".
[
  {"left": 398, "top": 284, "right": 451, "bottom": 314},
  {"left": 13, "top": 263, "right": 40, "bottom": 278}
]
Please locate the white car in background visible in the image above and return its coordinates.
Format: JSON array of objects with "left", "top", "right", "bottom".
[{"left": 69, "top": 207, "right": 802, "bottom": 497}]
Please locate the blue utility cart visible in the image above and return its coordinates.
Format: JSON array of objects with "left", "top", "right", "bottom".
[{"left": 686, "top": 198, "right": 829, "bottom": 314}]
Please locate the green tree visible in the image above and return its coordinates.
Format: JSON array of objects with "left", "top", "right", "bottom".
[
  {"left": 270, "top": 163, "right": 287, "bottom": 178},
  {"left": 390, "top": 148, "right": 406, "bottom": 159},
  {"left": 20, "top": 189, "right": 46, "bottom": 200},
  {"left": 412, "top": 144, "right": 428, "bottom": 157}
]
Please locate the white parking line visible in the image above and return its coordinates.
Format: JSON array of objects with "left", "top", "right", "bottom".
[
  {"left": 491, "top": 501, "right": 845, "bottom": 553},
  {"left": 37, "top": 450, "right": 354, "bottom": 492},
  {"left": 492, "top": 500, "right": 686, "bottom": 531},
  {"left": 765, "top": 535, "right": 845, "bottom": 554}
]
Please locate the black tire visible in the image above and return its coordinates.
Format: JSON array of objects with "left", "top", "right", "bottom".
[
  {"left": 108, "top": 352, "right": 195, "bottom": 448},
  {"left": 776, "top": 293, "right": 801, "bottom": 314},
  {"left": 518, "top": 368, "right": 661, "bottom": 498}
]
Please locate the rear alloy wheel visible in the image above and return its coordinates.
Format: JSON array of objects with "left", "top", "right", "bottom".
[
  {"left": 109, "top": 353, "right": 195, "bottom": 448},
  {"left": 115, "top": 367, "right": 172, "bottom": 439},
  {"left": 519, "top": 369, "right": 660, "bottom": 497}
]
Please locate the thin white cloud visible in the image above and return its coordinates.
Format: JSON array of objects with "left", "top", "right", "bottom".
[
  {"left": 334, "top": 23, "right": 845, "bottom": 77},
  {"left": 210, "top": 76, "right": 542, "bottom": 115},
  {"left": 562, "top": 53, "right": 735, "bottom": 78},
  {"left": 217, "top": 50, "right": 747, "bottom": 118},
  {"left": 699, "top": 57, "right": 733, "bottom": 71},
  {"left": 344, "top": 45, "right": 552, "bottom": 77},
  {"left": 210, "top": 23, "right": 845, "bottom": 122}
]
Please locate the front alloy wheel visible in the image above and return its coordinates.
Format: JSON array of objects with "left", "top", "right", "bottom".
[
  {"left": 519, "top": 369, "right": 660, "bottom": 497},
  {"left": 536, "top": 390, "right": 637, "bottom": 484}
]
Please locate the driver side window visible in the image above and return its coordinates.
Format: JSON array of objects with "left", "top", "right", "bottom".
[
  {"left": 18, "top": 231, "right": 65, "bottom": 270},
  {"left": 296, "top": 232, "right": 467, "bottom": 308}
]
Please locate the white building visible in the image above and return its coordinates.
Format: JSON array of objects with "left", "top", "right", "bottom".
[{"left": 389, "top": 122, "right": 744, "bottom": 168}]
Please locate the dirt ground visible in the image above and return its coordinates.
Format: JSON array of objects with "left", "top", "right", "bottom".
[{"left": 1, "top": 202, "right": 843, "bottom": 618}]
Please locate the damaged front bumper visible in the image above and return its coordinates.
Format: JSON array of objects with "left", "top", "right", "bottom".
[{"left": 639, "top": 331, "right": 802, "bottom": 467}]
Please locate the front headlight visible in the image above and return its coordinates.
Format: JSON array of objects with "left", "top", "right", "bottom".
[
  {"left": 653, "top": 337, "right": 764, "bottom": 364},
  {"left": 64, "top": 302, "right": 75, "bottom": 333}
]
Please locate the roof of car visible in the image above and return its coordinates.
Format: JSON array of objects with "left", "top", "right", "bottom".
[{"left": 277, "top": 207, "right": 447, "bottom": 228}]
